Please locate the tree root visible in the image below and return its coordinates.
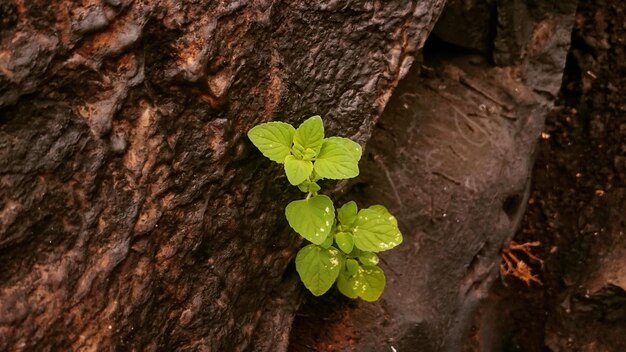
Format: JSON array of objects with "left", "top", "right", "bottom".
[{"left": 500, "top": 241, "right": 544, "bottom": 286}]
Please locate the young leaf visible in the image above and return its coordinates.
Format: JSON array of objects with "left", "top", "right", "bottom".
[
  {"left": 310, "top": 169, "right": 322, "bottom": 182},
  {"left": 297, "top": 183, "right": 309, "bottom": 193},
  {"left": 292, "top": 146, "right": 304, "bottom": 159},
  {"left": 314, "top": 138, "right": 359, "bottom": 180},
  {"left": 294, "top": 116, "right": 325, "bottom": 154},
  {"left": 358, "top": 252, "right": 379, "bottom": 266},
  {"left": 350, "top": 247, "right": 364, "bottom": 258},
  {"left": 284, "top": 155, "right": 313, "bottom": 185},
  {"left": 325, "top": 136, "right": 362, "bottom": 161},
  {"left": 296, "top": 245, "right": 342, "bottom": 296},
  {"left": 320, "top": 235, "right": 334, "bottom": 249},
  {"left": 285, "top": 195, "right": 335, "bottom": 245},
  {"left": 337, "top": 269, "right": 360, "bottom": 299},
  {"left": 359, "top": 265, "right": 386, "bottom": 302},
  {"left": 368, "top": 204, "right": 398, "bottom": 226},
  {"left": 336, "top": 264, "right": 385, "bottom": 301},
  {"left": 307, "top": 182, "right": 321, "bottom": 193},
  {"left": 335, "top": 231, "right": 354, "bottom": 254},
  {"left": 345, "top": 259, "right": 359, "bottom": 276},
  {"left": 338, "top": 201, "right": 358, "bottom": 227},
  {"left": 352, "top": 208, "right": 402, "bottom": 252},
  {"left": 247, "top": 122, "right": 295, "bottom": 163},
  {"left": 302, "top": 148, "right": 317, "bottom": 161},
  {"left": 297, "top": 180, "right": 321, "bottom": 194}
]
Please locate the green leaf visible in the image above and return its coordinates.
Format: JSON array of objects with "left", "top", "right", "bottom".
[
  {"left": 285, "top": 195, "right": 335, "bottom": 245},
  {"left": 294, "top": 116, "right": 325, "bottom": 155},
  {"left": 296, "top": 180, "right": 321, "bottom": 193},
  {"left": 368, "top": 205, "right": 398, "bottom": 227},
  {"left": 325, "top": 136, "right": 362, "bottom": 161},
  {"left": 302, "top": 148, "right": 317, "bottom": 161},
  {"left": 338, "top": 201, "right": 358, "bottom": 227},
  {"left": 336, "top": 264, "right": 386, "bottom": 301},
  {"left": 337, "top": 269, "right": 360, "bottom": 299},
  {"left": 247, "top": 122, "right": 295, "bottom": 163},
  {"left": 335, "top": 232, "right": 354, "bottom": 254},
  {"left": 359, "top": 265, "right": 386, "bottom": 302},
  {"left": 345, "top": 259, "right": 359, "bottom": 276},
  {"left": 284, "top": 155, "right": 313, "bottom": 185},
  {"left": 352, "top": 208, "right": 402, "bottom": 252},
  {"left": 296, "top": 245, "right": 342, "bottom": 296},
  {"left": 320, "top": 235, "right": 334, "bottom": 249},
  {"left": 310, "top": 169, "right": 322, "bottom": 182},
  {"left": 314, "top": 138, "right": 359, "bottom": 180},
  {"left": 350, "top": 247, "right": 363, "bottom": 258},
  {"left": 292, "top": 143, "right": 307, "bottom": 160},
  {"left": 358, "top": 252, "right": 379, "bottom": 266},
  {"left": 308, "top": 182, "right": 321, "bottom": 193}
]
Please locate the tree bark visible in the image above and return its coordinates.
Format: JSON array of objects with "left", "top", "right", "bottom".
[{"left": 0, "top": 0, "right": 445, "bottom": 350}]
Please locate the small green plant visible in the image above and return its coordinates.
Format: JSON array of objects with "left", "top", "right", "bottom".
[{"left": 248, "top": 116, "right": 402, "bottom": 301}]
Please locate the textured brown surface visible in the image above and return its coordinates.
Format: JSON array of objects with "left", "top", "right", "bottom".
[
  {"left": 468, "top": 1, "right": 626, "bottom": 350},
  {"left": 290, "top": 1, "right": 578, "bottom": 351},
  {"left": 0, "top": 1, "right": 446, "bottom": 350}
]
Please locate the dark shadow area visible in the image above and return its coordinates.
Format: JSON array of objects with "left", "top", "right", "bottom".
[{"left": 470, "top": 1, "right": 626, "bottom": 351}]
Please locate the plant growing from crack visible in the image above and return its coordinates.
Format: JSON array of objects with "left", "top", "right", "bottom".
[{"left": 248, "top": 116, "right": 403, "bottom": 301}]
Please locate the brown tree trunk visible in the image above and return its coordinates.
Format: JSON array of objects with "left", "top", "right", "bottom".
[{"left": 0, "top": 1, "right": 446, "bottom": 350}]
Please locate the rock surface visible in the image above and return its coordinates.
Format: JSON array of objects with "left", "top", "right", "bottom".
[{"left": 0, "top": 1, "right": 446, "bottom": 350}]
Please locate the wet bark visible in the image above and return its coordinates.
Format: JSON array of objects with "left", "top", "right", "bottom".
[{"left": 0, "top": 1, "right": 446, "bottom": 350}]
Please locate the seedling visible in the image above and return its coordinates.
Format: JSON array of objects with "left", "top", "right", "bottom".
[{"left": 248, "top": 116, "right": 403, "bottom": 301}]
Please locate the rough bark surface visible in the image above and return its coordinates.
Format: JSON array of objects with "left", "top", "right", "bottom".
[{"left": 0, "top": 1, "right": 446, "bottom": 350}]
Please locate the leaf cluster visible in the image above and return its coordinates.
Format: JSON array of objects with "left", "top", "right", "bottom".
[{"left": 248, "top": 116, "right": 403, "bottom": 301}]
